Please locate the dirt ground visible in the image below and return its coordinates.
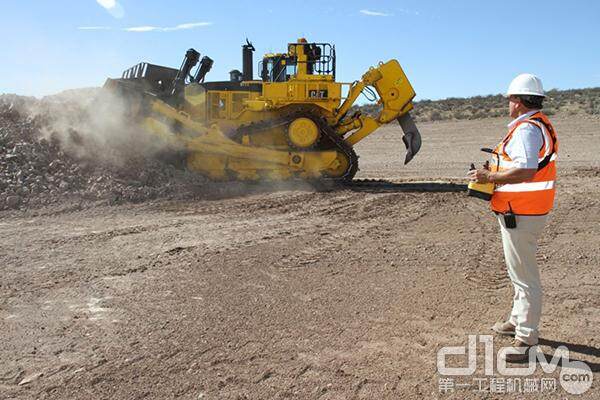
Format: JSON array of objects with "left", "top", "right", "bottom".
[{"left": 1, "top": 114, "right": 599, "bottom": 399}]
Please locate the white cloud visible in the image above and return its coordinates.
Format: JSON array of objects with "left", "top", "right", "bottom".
[
  {"left": 96, "top": 0, "right": 124, "bottom": 18},
  {"left": 77, "top": 21, "right": 213, "bottom": 33},
  {"left": 96, "top": 0, "right": 115, "bottom": 8},
  {"left": 124, "top": 26, "right": 157, "bottom": 32},
  {"left": 164, "top": 22, "right": 213, "bottom": 31},
  {"left": 360, "top": 9, "right": 393, "bottom": 17},
  {"left": 124, "top": 22, "right": 213, "bottom": 32}
]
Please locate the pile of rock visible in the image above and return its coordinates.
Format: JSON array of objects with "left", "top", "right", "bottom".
[{"left": 0, "top": 94, "right": 207, "bottom": 211}]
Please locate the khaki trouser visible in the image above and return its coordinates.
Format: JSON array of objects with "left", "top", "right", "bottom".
[{"left": 497, "top": 213, "right": 548, "bottom": 345}]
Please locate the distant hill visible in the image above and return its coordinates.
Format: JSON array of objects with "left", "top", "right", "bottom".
[
  {"left": 4, "top": 86, "right": 599, "bottom": 124},
  {"left": 356, "top": 87, "right": 600, "bottom": 122}
]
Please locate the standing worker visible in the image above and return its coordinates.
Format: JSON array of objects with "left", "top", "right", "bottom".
[{"left": 467, "top": 73, "right": 558, "bottom": 362}]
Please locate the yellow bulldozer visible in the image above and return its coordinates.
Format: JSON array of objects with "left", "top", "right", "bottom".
[{"left": 104, "top": 38, "right": 421, "bottom": 182}]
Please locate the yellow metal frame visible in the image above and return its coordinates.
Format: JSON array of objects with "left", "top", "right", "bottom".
[{"left": 336, "top": 60, "right": 415, "bottom": 146}]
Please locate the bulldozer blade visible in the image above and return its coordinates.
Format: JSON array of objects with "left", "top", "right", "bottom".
[{"left": 398, "top": 113, "right": 422, "bottom": 165}]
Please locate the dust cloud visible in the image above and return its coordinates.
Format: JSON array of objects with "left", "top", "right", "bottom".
[{"left": 30, "top": 88, "right": 183, "bottom": 167}]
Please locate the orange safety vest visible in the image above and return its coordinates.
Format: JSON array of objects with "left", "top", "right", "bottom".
[{"left": 491, "top": 111, "right": 558, "bottom": 215}]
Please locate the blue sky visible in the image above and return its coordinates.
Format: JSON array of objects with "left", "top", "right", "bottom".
[{"left": 1, "top": 0, "right": 599, "bottom": 100}]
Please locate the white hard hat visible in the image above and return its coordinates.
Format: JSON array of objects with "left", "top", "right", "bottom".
[{"left": 506, "top": 73, "right": 545, "bottom": 97}]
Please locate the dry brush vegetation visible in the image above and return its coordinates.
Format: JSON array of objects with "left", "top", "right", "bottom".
[{"left": 357, "top": 87, "right": 600, "bottom": 122}]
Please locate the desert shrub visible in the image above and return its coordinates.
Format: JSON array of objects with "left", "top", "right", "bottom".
[
  {"left": 429, "top": 110, "right": 443, "bottom": 121},
  {"left": 357, "top": 87, "right": 600, "bottom": 122}
]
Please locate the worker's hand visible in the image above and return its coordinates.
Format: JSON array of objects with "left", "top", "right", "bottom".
[{"left": 466, "top": 168, "right": 492, "bottom": 183}]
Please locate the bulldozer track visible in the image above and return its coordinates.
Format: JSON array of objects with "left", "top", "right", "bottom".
[{"left": 235, "top": 108, "right": 358, "bottom": 182}]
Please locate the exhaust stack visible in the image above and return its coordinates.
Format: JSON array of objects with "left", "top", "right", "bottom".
[{"left": 242, "top": 39, "right": 255, "bottom": 81}]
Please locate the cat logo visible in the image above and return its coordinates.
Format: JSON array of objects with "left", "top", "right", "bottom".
[{"left": 308, "top": 89, "right": 328, "bottom": 99}]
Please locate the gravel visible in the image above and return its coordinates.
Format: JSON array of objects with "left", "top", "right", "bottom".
[{"left": 0, "top": 93, "right": 209, "bottom": 211}]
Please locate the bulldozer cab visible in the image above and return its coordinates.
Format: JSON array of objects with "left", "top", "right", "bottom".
[{"left": 260, "top": 41, "right": 336, "bottom": 82}]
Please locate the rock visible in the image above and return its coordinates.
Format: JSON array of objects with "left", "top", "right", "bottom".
[
  {"left": 5, "top": 195, "right": 21, "bottom": 208},
  {"left": 48, "top": 160, "right": 62, "bottom": 170},
  {"left": 18, "top": 371, "right": 43, "bottom": 386}
]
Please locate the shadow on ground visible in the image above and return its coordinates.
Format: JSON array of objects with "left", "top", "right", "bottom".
[
  {"left": 506, "top": 338, "right": 600, "bottom": 372},
  {"left": 539, "top": 338, "right": 600, "bottom": 372},
  {"left": 187, "top": 179, "right": 468, "bottom": 200},
  {"left": 345, "top": 180, "right": 467, "bottom": 193}
]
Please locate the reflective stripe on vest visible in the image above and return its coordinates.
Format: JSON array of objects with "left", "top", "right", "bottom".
[
  {"left": 494, "top": 180, "right": 554, "bottom": 192},
  {"left": 490, "top": 111, "right": 558, "bottom": 215}
]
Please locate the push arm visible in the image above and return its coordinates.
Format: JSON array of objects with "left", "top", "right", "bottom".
[{"left": 333, "top": 60, "right": 422, "bottom": 164}]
